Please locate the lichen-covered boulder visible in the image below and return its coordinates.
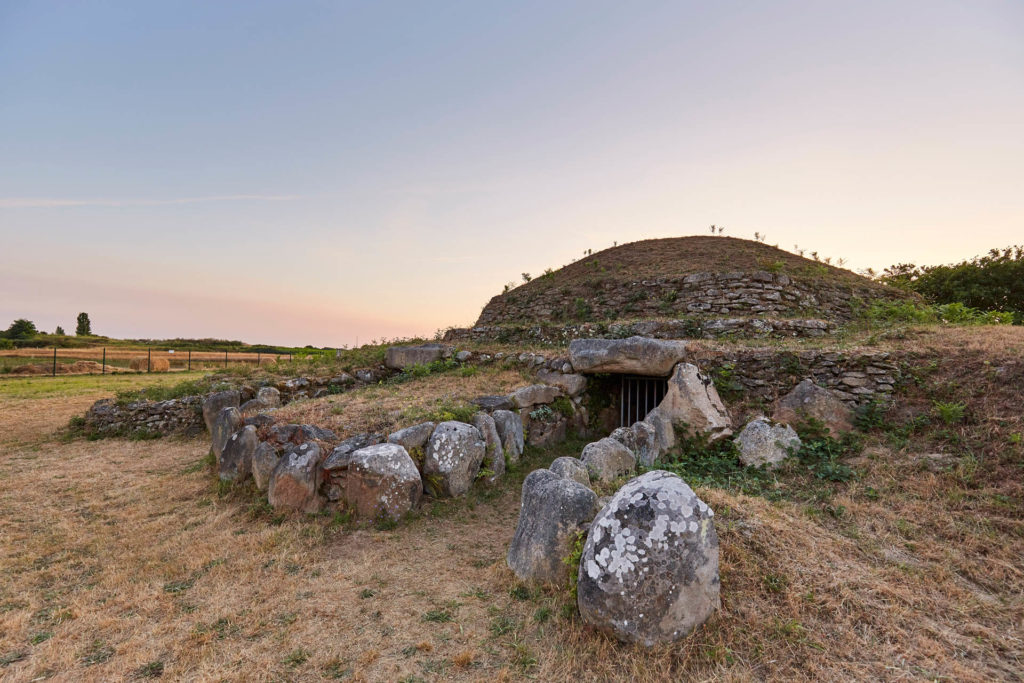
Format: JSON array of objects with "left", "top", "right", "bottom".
[
  {"left": 344, "top": 443, "right": 422, "bottom": 520},
  {"left": 268, "top": 442, "right": 323, "bottom": 514},
  {"left": 211, "top": 406, "right": 243, "bottom": 461},
  {"left": 581, "top": 438, "right": 637, "bottom": 484},
  {"left": 220, "top": 425, "right": 257, "bottom": 482},
  {"left": 549, "top": 456, "right": 590, "bottom": 487},
  {"left": 507, "top": 469, "right": 598, "bottom": 585},
  {"left": 734, "top": 417, "right": 801, "bottom": 468},
  {"left": 252, "top": 442, "right": 279, "bottom": 491},
  {"left": 492, "top": 409, "right": 524, "bottom": 464},
  {"left": 578, "top": 471, "right": 720, "bottom": 646},
  {"left": 773, "top": 379, "right": 853, "bottom": 436},
  {"left": 423, "top": 421, "right": 486, "bottom": 497},
  {"left": 203, "top": 390, "right": 240, "bottom": 433},
  {"left": 472, "top": 413, "right": 505, "bottom": 483},
  {"left": 569, "top": 336, "right": 688, "bottom": 376},
  {"left": 654, "top": 363, "right": 732, "bottom": 440}
]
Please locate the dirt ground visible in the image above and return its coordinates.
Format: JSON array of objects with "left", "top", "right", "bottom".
[{"left": 1, "top": 336, "right": 1022, "bottom": 681}]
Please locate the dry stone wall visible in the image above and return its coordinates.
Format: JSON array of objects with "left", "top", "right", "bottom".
[
  {"left": 695, "top": 349, "right": 899, "bottom": 405},
  {"left": 445, "top": 317, "right": 834, "bottom": 345},
  {"left": 476, "top": 271, "right": 902, "bottom": 326}
]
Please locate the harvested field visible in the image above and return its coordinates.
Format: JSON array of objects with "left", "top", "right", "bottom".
[{"left": 0, "top": 334, "right": 1022, "bottom": 681}]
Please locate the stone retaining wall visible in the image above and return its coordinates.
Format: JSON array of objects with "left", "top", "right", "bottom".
[
  {"left": 444, "top": 317, "right": 834, "bottom": 345},
  {"left": 83, "top": 369, "right": 391, "bottom": 437},
  {"left": 476, "top": 271, "right": 903, "bottom": 326},
  {"left": 696, "top": 349, "right": 899, "bottom": 405}
]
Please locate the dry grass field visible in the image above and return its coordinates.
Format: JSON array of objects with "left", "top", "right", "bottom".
[{"left": 1, "top": 330, "right": 1022, "bottom": 681}]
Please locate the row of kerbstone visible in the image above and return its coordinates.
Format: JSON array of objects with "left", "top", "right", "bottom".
[{"left": 204, "top": 367, "right": 594, "bottom": 521}]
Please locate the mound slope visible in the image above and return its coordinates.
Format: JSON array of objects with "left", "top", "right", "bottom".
[{"left": 476, "top": 236, "right": 904, "bottom": 326}]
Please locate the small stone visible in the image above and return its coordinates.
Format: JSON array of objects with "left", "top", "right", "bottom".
[
  {"left": 734, "top": 417, "right": 801, "bottom": 468},
  {"left": 549, "top": 456, "right": 590, "bottom": 487},
  {"left": 581, "top": 438, "right": 637, "bottom": 484}
]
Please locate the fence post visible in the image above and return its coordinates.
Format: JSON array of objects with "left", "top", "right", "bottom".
[
  {"left": 257, "top": 351, "right": 260, "bottom": 366},
  {"left": 188, "top": 350, "right": 191, "bottom": 372},
  {"left": 102, "top": 348, "right": 106, "bottom": 375},
  {"left": 52, "top": 347, "right": 57, "bottom": 377},
  {"left": 224, "top": 350, "right": 228, "bottom": 368},
  {"left": 147, "top": 347, "right": 151, "bottom": 373}
]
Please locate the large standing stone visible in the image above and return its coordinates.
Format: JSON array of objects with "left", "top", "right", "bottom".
[
  {"left": 507, "top": 469, "right": 598, "bottom": 585},
  {"left": 492, "top": 409, "right": 524, "bottom": 465},
  {"left": 772, "top": 379, "right": 854, "bottom": 436},
  {"left": 569, "top": 337, "right": 688, "bottom": 376},
  {"left": 578, "top": 471, "right": 720, "bottom": 646},
  {"left": 734, "top": 417, "right": 801, "bottom": 468},
  {"left": 423, "top": 421, "right": 486, "bottom": 497},
  {"left": 510, "top": 384, "right": 562, "bottom": 409},
  {"left": 220, "top": 425, "right": 257, "bottom": 482},
  {"left": 203, "top": 390, "right": 240, "bottom": 433},
  {"left": 549, "top": 456, "right": 591, "bottom": 487},
  {"left": 472, "top": 413, "right": 505, "bottom": 483},
  {"left": 252, "top": 442, "right": 279, "bottom": 491},
  {"left": 343, "top": 443, "right": 423, "bottom": 520},
  {"left": 211, "top": 406, "right": 243, "bottom": 461},
  {"left": 581, "top": 438, "right": 637, "bottom": 484},
  {"left": 268, "top": 442, "right": 323, "bottom": 514},
  {"left": 384, "top": 343, "right": 450, "bottom": 370},
  {"left": 654, "top": 363, "right": 732, "bottom": 440}
]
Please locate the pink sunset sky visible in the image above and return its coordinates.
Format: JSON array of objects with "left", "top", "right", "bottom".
[{"left": 2, "top": 1, "right": 1022, "bottom": 347}]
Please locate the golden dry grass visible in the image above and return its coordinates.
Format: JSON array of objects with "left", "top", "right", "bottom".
[
  {"left": 0, "top": 330, "right": 1022, "bottom": 680},
  {"left": 273, "top": 367, "right": 532, "bottom": 439}
]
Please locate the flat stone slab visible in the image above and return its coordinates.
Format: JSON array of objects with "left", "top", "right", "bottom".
[
  {"left": 569, "top": 336, "right": 688, "bottom": 376},
  {"left": 384, "top": 343, "right": 451, "bottom": 370}
]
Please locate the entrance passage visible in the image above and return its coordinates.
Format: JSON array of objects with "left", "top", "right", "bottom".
[{"left": 619, "top": 375, "right": 668, "bottom": 428}]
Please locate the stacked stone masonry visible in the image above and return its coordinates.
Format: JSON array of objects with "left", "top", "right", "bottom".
[{"left": 476, "top": 271, "right": 903, "bottom": 326}]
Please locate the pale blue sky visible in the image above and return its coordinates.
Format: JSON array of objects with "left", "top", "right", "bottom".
[{"left": 2, "top": 1, "right": 1022, "bottom": 346}]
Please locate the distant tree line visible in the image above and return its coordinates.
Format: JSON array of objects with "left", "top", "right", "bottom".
[
  {"left": 0, "top": 313, "right": 93, "bottom": 348},
  {"left": 880, "top": 246, "right": 1024, "bottom": 324}
]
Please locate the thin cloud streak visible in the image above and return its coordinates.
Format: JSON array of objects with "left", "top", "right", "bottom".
[{"left": 0, "top": 195, "right": 300, "bottom": 209}]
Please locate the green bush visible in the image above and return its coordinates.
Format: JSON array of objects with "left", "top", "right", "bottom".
[
  {"left": 881, "top": 246, "right": 1024, "bottom": 324},
  {"left": 861, "top": 300, "right": 1012, "bottom": 326}
]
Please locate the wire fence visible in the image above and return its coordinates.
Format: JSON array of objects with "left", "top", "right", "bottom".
[{"left": 0, "top": 347, "right": 307, "bottom": 378}]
